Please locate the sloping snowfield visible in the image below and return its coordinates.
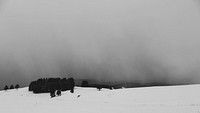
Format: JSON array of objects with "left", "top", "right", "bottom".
[{"left": 0, "top": 85, "right": 200, "bottom": 113}]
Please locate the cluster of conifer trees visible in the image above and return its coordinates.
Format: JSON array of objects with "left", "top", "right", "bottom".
[
  {"left": 4, "top": 84, "right": 20, "bottom": 90},
  {"left": 29, "top": 77, "right": 75, "bottom": 96}
]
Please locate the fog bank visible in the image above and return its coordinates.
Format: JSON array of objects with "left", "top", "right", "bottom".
[{"left": 0, "top": 0, "right": 200, "bottom": 88}]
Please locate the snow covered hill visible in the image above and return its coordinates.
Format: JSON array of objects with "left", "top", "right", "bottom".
[{"left": 0, "top": 85, "right": 200, "bottom": 113}]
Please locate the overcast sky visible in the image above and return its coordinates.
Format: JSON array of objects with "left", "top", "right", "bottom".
[{"left": 0, "top": 0, "right": 200, "bottom": 88}]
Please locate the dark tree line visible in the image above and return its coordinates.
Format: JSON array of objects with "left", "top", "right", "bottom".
[
  {"left": 81, "top": 80, "right": 113, "bottom": 90},
  {"left": 4, "top": 84, "right": 20, "bottom": 91},
  {"left": 29, "top": 77, "right": 75, "bottom": 94},
  {"left": 81, "top": 80, "right": 89, "bottom": 87}
]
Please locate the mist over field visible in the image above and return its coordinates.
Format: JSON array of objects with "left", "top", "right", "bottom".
[{"left": 0, "top": 0, "right": 200, "bottom": 88}]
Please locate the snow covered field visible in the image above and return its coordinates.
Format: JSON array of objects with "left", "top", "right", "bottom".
[{"left": 0, "top": 85, "right": 200, "bottom": 113}]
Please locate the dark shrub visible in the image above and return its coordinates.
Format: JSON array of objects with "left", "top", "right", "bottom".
[
  {"left": 49, "top": 82, "right": 56, "bottom": 98},
  {"left": 4, "top": 85, "right": 8, "bottom": 91},
  {"left": 10, "top": 85, "right": 14, "bottom": 89},
  {"left": 68, "top": 78, "right": 75, "bottom": 93},
  {"left": 50, "top": 89, "right": 55, "bottom": 98},
  {"left": 97, "top": 86, "right": 102, "bottom": 91},
  {"left": 56, "top": 90, "right": 61, "bottom": 96},
  {"left": 15, "top": 84, "right": 20, "bottom": 89},
  {"left": 70, "top": 89, "right": 74, "bottom": 93}
]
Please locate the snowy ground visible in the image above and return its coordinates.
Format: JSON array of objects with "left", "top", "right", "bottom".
[{"left": 0, "top": 85, "right": 200, "bottom": 113}]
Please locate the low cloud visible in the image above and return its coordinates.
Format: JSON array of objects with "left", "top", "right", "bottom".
[{"left": 0, "top": 0, "right": 200, "bottom": 88}]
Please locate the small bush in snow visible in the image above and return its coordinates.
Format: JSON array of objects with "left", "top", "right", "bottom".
[
  {"left": 56, "top": 90, "right": 61, "bottom": 96},
  {"left": 10, "top": 85, "right": 14, "bottom": 89},
  {"left": 50, "top": 89, "right": 56, "bottom": 98},
  {"left": 15, "top": 84, "right": 20, "bottom": 89},
  {"left": 97, "top": 86, "right": 102, "bottom": 91},
  {"left": 70, "top": 89, "right": 74, "bottom": 93},
  {"left": 4, "top": 85, "right": 8, "bottom": 91}
]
